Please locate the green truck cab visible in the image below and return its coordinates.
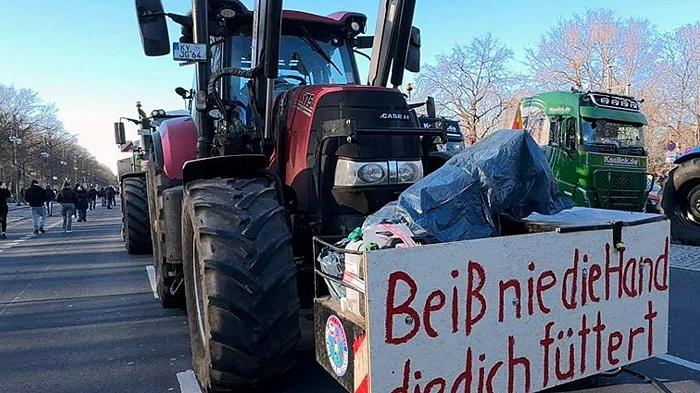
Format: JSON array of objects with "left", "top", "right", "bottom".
[{"left": 513, "top": 90, "right": 650, "bottom": 211}]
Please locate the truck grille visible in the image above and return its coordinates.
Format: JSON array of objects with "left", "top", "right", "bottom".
[{"left": 592, "top": 170, "right": 646, "bottom": 211}]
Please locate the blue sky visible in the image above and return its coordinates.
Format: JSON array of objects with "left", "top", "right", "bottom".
[{"left": 1, "top": 0, "right": 698, "bottom": 172}]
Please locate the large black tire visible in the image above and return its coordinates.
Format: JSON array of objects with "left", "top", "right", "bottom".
[
  {"left": 123, "top": 176, "right": 153, "bottom": 254},
  {"left": 147, "top": 170, "right": 184, "bottom": 308},
  {"left": 661, "top": 160, "right": 700, "bottom": 245},
  {"left": 182, "top": 177, "right": 301, "bottom": 392}
]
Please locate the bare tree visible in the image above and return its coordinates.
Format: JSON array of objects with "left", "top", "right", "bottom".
[
  {"left": 0, "top": 83, "right": 115, "bottom": 195},
  {"left": 526, "top": 9, "right": 661, "bottom": 94},
  {"left": 415, "top": 34, "right": 519, "bottom": 143}
]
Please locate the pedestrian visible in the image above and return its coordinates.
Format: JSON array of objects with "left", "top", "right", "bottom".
[
  {"left": 88, "top": 185, "right": 98, "bottom": 210},
  {"left": 56, "top": 182, "right": 76, "bottom": 233},
  {"left": 106, "top": 186, "right": 116, "bottom": 209},
  {"left": 99, "top": 187, "right": 106, "bottom": 206},
  {"left": 45, "top": 185, "right": 56, "bottom": 216},
  {"left": 24, "top": 180, "right": 48, "bottom": 234},
  {"left": 0, "top": 182, "right": 11, "bottom": 239},
  {"left": 76, "top": 185, "right": 89, "bottom": 222}
]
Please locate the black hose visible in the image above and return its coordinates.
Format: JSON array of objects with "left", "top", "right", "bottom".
[{"left": 207, "top": 66, "right": 259, "bottom": 95}]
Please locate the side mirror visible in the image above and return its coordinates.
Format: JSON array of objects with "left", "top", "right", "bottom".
[
  {"left": 135, "top": 0, "right": 170, "bottom": 56},
  {"left": 114, "top": 122, "right": 126, "bottom": 145},
  {"left": 426, "top": 96, "right": 436, "bottom": 118},
  {"left": 354, "top": 36, "right": 374, "bottom": 49},
  {"left": 405, "top": 26, "right": 421, "bottom": 73},
  {"left": 175, "top": 87, "right": 192, "bottom": 100}
]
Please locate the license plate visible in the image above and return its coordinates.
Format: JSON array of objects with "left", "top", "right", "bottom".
[{"left": 172, "top": 42, "right": 207, "bottom": 62}]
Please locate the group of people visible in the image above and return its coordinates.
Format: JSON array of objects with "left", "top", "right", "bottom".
[{"left": 0, "top": 180, "right": 118, "bottom": 237}]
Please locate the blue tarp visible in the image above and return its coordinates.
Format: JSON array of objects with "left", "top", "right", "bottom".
[{"left": 364, "top": 130, "right": 574, "bottom": 243}]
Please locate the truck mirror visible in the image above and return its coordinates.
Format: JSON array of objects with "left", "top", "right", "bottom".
[
  {"left": 405, "top": 26, "right": 421, "bottom": 73},
  {"left": 114, "top": 122, "right": 126, "bottom": 145},
  {"left": 135, "top": 0, "right": 170, "bottom": 56}
]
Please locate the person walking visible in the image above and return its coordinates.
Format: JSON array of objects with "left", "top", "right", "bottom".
[
  {"left": 75, "top": 185, "right": 89, "bottom": 222},
  {"left": 45, "top": 185, "right": 56, "bottom": 216},
  {"left": 106, "top": 186, "right": 116, "bottom": 209},
  {"left": 88, "top": 185, "right": 98, "bottom": 210},
  {"left": 57, "top": 182, "right": 76, "bottom": 233},
  {"left": 24, "top": 180, "right": 48, "bottom": 234},
  {"left": 0, "top": 182, "right": 11, "bottom": 239},
  {"left": 99, "top": 187, "right": 106, "bottom": 207}
]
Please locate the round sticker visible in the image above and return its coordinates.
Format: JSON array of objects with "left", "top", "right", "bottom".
[{"left": 324, "top": 315, "right": 349, "bottom": 377}]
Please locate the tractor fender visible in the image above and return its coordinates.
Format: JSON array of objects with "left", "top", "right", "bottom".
[
  {"left": 674, "top": 146, "right": 700, "bottom": 165},
  {"left": 182, "top": 155, "right": 270, "bottom": 186},
  {"left": 151, "top": 131, "right": 164, "bottom": 173},
  {"left": 159, "top": 116, "right": 197, "bottom": 181}
]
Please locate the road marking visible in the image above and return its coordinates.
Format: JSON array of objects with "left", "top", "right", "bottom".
[
  {"left": 146, "top": 265, "right": 159, "bottom": 299},
  {"left": 177, "top": 370, "right": 202, "bottom": 393},
  {"left": 657, "top": 354, "right": 700, "bottom": 372}
]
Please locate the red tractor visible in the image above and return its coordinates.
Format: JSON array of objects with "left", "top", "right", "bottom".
[{"left": 132, "top": 0, "right": 444, "bottom": 390}]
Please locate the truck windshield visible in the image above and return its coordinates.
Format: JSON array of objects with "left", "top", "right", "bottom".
[
  {"left": 227, "top": 34, "right": 357, "bottom": 105},
  {"left": 581, "top": 118, "right": 644, "bottom": 149}
]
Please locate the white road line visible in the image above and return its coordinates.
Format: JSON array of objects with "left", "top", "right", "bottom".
[
  {"left": 657, "top": 354, "right": 700, "bottom": 372},
  {"left": 177, "top": 370, "right": 202, "bottom": 393},
  {"left": 145, "top": 265, "right": 159, "bottom": 299}
]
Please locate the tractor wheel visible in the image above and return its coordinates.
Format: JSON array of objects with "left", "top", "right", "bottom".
[
  {"left": 661, "top": 160, "right": 700, "bottom": 246},
  {"left": 123, "top": 176, "right": 152, "bottom": 255},
  {"left": 182, "top": 177, "right": 301, "bottom": 392}
]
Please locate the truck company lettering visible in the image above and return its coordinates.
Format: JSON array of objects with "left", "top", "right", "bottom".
[
  {"left": 366, "top": 223, "right": 669, "bottom": 393},
  {"left": 603, "top": 156, "right": 639, "bottom": 167}
]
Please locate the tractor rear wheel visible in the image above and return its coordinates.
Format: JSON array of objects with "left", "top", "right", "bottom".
[
  {"left": 661, "top": 160, "right": 700, "bottom": 246},
  {"left": 123, "top": 176, "right": 152, "bottom": 255},
  {"left": 182, "top": 177, "right": 300, "bottom": 392}
]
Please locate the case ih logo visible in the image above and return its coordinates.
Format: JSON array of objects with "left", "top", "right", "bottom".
[
  {"left": 603, "top": 155, "right": 640, "bottom": 167},
  {"left": 380, "top": 112, "right": 410, "bottom": 120}
]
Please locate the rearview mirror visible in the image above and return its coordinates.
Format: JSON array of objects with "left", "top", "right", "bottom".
[
  {"left": 405, "top": 26, "right": 421, "bottom": 73},
  {"left": 114, "top": 122, "right": 126, "bottom": 145},
  {"left": 135, "top": 0, "right": 170, "bottom": 56}
]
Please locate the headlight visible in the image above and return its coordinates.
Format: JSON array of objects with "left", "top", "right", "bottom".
[
  {"left": 334, "top": 159, "right": 423, "bottom": 186},
  {"left": 358, "top": 163, "right": 386, "bottom": 183},
  {"left": 334, "top": 159, "right": 388, "bottom": 186},
  {"left": 396, "top": 161, "right": 423, "bottom": 183}
]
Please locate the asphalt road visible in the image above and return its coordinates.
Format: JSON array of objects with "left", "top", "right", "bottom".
[{"left": 0, "top": 206, "right": 699, "bottom": 393}]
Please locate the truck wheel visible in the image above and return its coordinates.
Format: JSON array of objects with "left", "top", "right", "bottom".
[
  {"left": 123, "top": 176, "right": 152, "bottom": 254},
  {"left": 182, "top": 177, "right": 301, "bottom": 392},
  {"left": 661, "top": 161, "right": 700, "bottom": 246}
]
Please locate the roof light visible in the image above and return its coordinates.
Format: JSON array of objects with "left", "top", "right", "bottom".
[
  {"left": 611, "top": 99, "right": 619, "bottom": 106},
  {"left": 350, "top": 21, "right": 361, "bottom": 32},
  {"left": 600, "top": 97, "right": 610, "bottom": 105}
]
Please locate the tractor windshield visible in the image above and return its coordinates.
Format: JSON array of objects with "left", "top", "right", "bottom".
[
  {"left": 226, "top": 34, "right": 357, "bottom": 105},
  {"left": 581, "top": 118, "right": 645, "bottom": 153}
]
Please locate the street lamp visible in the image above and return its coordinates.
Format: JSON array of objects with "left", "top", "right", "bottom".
[{"left": 9, "top": 134, "right": 23, "bottom": 205}]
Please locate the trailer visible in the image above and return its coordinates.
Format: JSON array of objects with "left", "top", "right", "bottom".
[{"left": 314, "top": 209, "right": 670, "bottom": 393}]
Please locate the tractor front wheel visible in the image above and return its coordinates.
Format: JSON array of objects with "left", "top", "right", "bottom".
[
  {"left": 661, "top": 160, "right": 700, "bottom": 246},
  {"left": 182, "top": 177, "right": 300, "bottom": 392}
]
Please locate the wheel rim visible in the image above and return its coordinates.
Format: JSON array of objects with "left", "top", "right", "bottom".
[
  {"left": 689, "top": 185, "right": 700, "bottom": 222},
  {"left": 192, "top": 237, "right": 207, "bottom": 348}
]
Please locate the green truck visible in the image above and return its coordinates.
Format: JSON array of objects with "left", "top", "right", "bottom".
[{"left": 513, "top": 90, "right": 651, "bottom": 211}]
